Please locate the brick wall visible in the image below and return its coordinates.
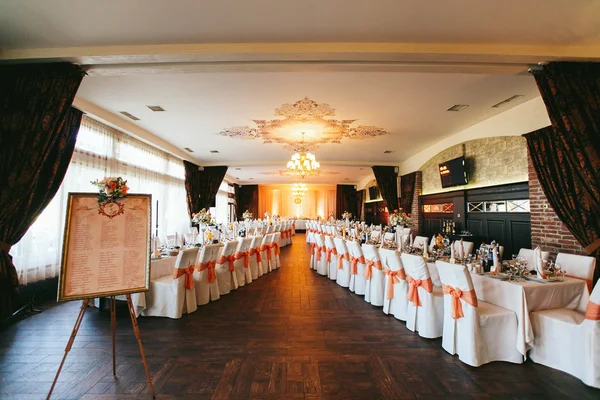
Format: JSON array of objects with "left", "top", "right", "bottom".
[
  {"left": 528, "top": 149, "right": 585, "bottom": 256},
  {"left": 410, "top": 171, "right": 422, "bottom": 234}
]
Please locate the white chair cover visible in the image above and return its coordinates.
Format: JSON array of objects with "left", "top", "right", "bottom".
[
  {"left": 314, "top": 233, "right": 328, "bottom": 276},
  {"left": 518, "top": 248, "right": 550, "bottom": 269},
  {"left": 436, "top": 260, "right": 523, "bottom": 367},
  {"left": 401, "top": 253, "right": 444, "bottom": 338},
  {"left": 556, "top": 252, "right": 596, "bottom": 292},
  {"left": 379, "top": 248, "right": 408, "bottom": 321},
  {"left": 270, "top": 232, "right": 282, "bottom": 269},
  {"left": 530, "top": 280, "right": 600, "bottom": 388},
  {"left": 361, "top": 244, "right": 385, "bottom": 307},
  {"left": 334, "top": 237, "right": 351, "bottom": 288},
  {"left": 413, "top": 235, "right": 428, "bottom": 249},
  {"left": 260, "top": 234, "right": 274, "bottom": 273},
  {"left": 249, "top": 235, "right": 264, "bottom": 279},
  {"left": 143, "top": 247, "right": 199, "bottom": 319},
  {"left": 346, "top": 240, "right": 367, "bottom": 295},
  {"left": 453, "top": 240, "right": 474, "bottom": 257},
  {"left": 324, "top": 234, "right": 338, "bottom": 281},
  {"left": 215, "top": 240, "right": 239, "bottom": 295},
  {"left": 234, "top": 237, "right": 254, "bottom": 286},
  {"left": 193, "top": 244, "right": 221, "bottom": 306}
]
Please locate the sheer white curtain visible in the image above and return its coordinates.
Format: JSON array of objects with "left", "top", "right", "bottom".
[
  {"left": 211, "top": 181, "right": 230, "bottom": 224},
  {"left": 10, "top": 116, "right": 189, "bottom": 285}
]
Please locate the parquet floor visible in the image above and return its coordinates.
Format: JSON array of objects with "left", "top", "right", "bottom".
[{"left": 1, "top": 239, "right": 599, "bottom": 399}]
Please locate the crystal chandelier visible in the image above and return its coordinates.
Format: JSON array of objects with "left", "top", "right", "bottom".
[{"left": 287, "top": 133, "right": 320, "bottom": 179}]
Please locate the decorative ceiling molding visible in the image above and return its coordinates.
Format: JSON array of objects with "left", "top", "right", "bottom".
[
  {"left": 260, "top": 169, "right": 340, "bottom": 177},
  {"left": 218, "top": 97, "right": 388, "bottom": 150}
]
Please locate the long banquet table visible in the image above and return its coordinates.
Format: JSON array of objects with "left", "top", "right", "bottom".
[{"left": 428, "top": 261, "right": 589, "bottom": 356}]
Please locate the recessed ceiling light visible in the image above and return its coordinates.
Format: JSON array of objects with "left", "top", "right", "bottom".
[
  {"left": 209, "top": 150, "right": 219, "bottom": 153},
  {"left": 147, "top": 105, "right": 165, "bottom": 112},
  {"left": 119, "top": 111, "right": 140, "bottom": 121},
  {"left": 491, "top": 95, "right": 524, "bottom": 108},
  {"left": 235, "top": 168, "right": 242, "bottom": 170},
  {"left": 236, "top": 177, "right": 240, "bottom": 179},
  {"left": 183, "top": 147, "right": 194, "bottom": 153},
  {"left": 384, "top": 150, "right": 394, "bottom": 154},
  {"left": 447, "top": 104, "right": 469, "bottom": 112}
]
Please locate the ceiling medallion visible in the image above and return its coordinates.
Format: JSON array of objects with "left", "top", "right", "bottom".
[{"left": 218, "top": 97, "right": 388, "bottom": 150}]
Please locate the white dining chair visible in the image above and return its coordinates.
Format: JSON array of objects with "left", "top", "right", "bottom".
[
  {"left": 361, "top": 244, "right": 385, "bottom": 307},
  {"left": 324, "top": 234, "right": 338, "bottom": 281},
  {"left": 378, "top": 248, "right": 408, "bottom": 321},
  {"left": 453, "top": 240, "right": 475, "bottom": 257},
  {"left": 193, "top": 244, "right": 221, "bottom": 306},
  {"left": 401, "top": 253, "right": 444, "bottom": 339},
  {"left": 529, "top": 280, "right": 600, "bottom": 388},
  {"left": 314, "top": 232, "right": 328, "bottom": 276},
  {"left": 556, "top": 252, "right": 596, "bottom": 292},
  {"left": 270, "top": 232, "right": 282, "bottom": 269},
  {"left": 518, "top": 248, "right": 550, "bottom": 269},
  {"left": 436, "top": 260, "right": 523, "bottom": 366},
  {"left": 234, "top": 237, "right": 253, "bottom": 286},
  {"left": 334, "top": 237, "right": 351, "bottom": 288},
  {"left": 248, "top": 235, "right": 264, "bottom": 279},
  {"left": 143, "top": 247, "right": 199, "bottom": 319},
  {"left": 413, "top": 235, "right": 428, "bottom": 249},
  {"left": 346, "top": 240, "right": 367, "bottom": 295},
  {"left": 215, "top": 240, "right": 239, "bottom": 295},
  {"left": 260, "top": 234, "right": 273, "bottom": 273}
]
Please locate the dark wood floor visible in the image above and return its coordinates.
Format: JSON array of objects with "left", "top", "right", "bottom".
[{"left": 1, "top": 239, "right": 599, "bottom": 399}]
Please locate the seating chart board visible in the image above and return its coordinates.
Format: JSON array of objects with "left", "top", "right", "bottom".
[{"left": 58, "top": 193, "right": 151, "bottom": 301}]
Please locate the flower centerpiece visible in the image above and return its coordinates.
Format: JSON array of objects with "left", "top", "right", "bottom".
[
  {"left": 341, "top": 211, "right": 352, "bottom": 220},
  {"left": 192, "top": 208, "right": 213, "bottom": 225},
  {"left": 90, "top": 177, "right": 129, "bottom": 203},
  {"left": 390, "top": 209, "right": 413, "bottom": 227},
  {"left": 242, "top": 210, "right": 253, "bottom": 220}
]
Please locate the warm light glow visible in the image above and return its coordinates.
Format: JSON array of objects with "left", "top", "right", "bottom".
[
  {"left": 286, "top": 132, "right": 320, "bottom": 179},
  {"left": 292, "top": 183, "right": 308, "bottom": 198}
]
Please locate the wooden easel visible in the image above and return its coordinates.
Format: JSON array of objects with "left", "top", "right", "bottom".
[{"left": 46, "top": 294, "right": 155, "bottom": 399}]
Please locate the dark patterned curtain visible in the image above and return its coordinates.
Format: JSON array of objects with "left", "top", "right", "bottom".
[
  {"left": 525, "top": 62, "right": 600, "bottom": 281},
  {"left": 183, "top": 162, "right": 228, "bottom": 217},
  {"left": 0, "top": 63, "right": 85, "bottom": 318},
  {"left": 236, "top": 184, "right": 259, "bottom": 220},
  {"left": 356, "top": 189, "right": 365, "bottom": 221},
  {"left": 400, "top": 172, "right": 418, "bottom": 214},
  {"left": 372, "top": 166, "right": 398, "bottom": 212},
  {"left": 336, "top": 185, "right": 357, "bottom": 219}
]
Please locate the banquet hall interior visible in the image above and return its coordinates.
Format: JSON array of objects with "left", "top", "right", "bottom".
[{"left": 1, "top": 1, "right": 600, "bottom": 399}]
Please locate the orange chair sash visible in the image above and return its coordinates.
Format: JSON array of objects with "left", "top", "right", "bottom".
[
  {"left": 273, "top": 242, "right": 281, "bottom": 255},
  {"left": 173, "top": 264, "right": 195, "bottom": 289},
  {"left": 442, "top": 284, "right": 478, "bottom": 319},
  {"left": 262, "top": 244, "right": 272, "bottom": 259},
  {"left": 198, "top": 260, "right": 217, "bottom": 283},
  {"left": 565, "top": 274, "right": 594, "bottom": 293},
  {"left": 384, "top": 269, "right": 406, "bottom": 300},
  {"left": 337, "top": 252, "right": 350, "bottom": 270},
  {"left": 326, "top": 247, "right": 337, "bottom": 262},
  {"left": 218, "top": 254, "right": 236, "bottom": 272},
  {"left": 350, "top": 255, "right": 365, "bottom": 275},
  {"left": 363, "top": 260, "right": 383, "bottom": 280},
  {"left": 315, "top": 245, "right": 326, "bottom": 261},
  {"left": 249, "top": 247, "right": 261, "bottom": 263},
  {"left": 235, "top": 251, "right": 250, "bottom": 268},
  {"left": 585, "top": 300, "right": 600, "bottom": 320},
  {"left": 310, "top": 242, "right": 317, "bottom": 255},
  {"left": 406, "top": 276, "right": 433, "bottom": 307}
]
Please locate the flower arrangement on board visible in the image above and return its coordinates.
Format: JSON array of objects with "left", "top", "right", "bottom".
[
  {"left": 242, "top": 210, "right": 253, "bottom": 220},
  {"left": 341, "top": 211, "right": 352, "bottom": 220},
  {"left": 90, "top": 177, "right": 129, "bottom": 203},
  {"left": 390, "top": 209, "right": 413, "bottom": 227},
  {"left": 192, "top": 208, "right": 213, "bottom": 224}
]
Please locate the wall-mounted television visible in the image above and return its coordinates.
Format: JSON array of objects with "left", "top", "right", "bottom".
[
  {"left": 439, "top": 156, "right": 468, "bottom": 188},
  {"left": 368, "top": 186, "right": 381, "bottom": 201}
]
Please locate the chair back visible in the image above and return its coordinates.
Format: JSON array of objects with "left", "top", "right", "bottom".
[
  {"left": 518, "top": 248, "right": 550, "bottom": 268},
  {"left": 314, "top": 232, "right": 325, "bottom": 248},
  {"left": 402, "top": 228, "right": 412, "bottom": 236},
  {"left": 371, "top": 230, "right": 381, "bottom": 242},
  {"left": 436, "top": 260, "right": 475, "bottom": 294},
  {"left": 174, "top": 248, "right": 200, "bottom": 270},
  {"left": 324, "top": 234, "right": 336, "bottom": 250},
  {"left": 379, "top": 248, "right": 403, "bottom": 272},
  {"left": 272, "top": 232, "right": 282, "bottom": 245},
  {"left": 164, "top": 234, "right": 176, "bottom": 247},
  {"left": 250, "top": 235, "right": 263, "bottom": 250},
  {"left": 198, "top": 244, "right": 219, "bottom": 264},
  {"left": 413, "top": 236, "right": 428, "bottom": 249},
  {"left": 453, "top": 240, "right": 474, "bottom": 256},
  {"left": 346, "top": 239, "right": 364, "bottom": 260},
  {"left": 220, "top": 240, "right": 238, "bottom": 259},
  {"left": 237, "top": 237, "right": 253, "bottom": 253},
  {"left": 556, "top": 253, "right": 596, "bottom": 286},
  {"left": 261, "top": 234, "right": 272, "bottom": 247},
  {"left": 401, "top": 253, "right": 430, "bottom": 281},
  {"left": 361, "top": 244, "right": 380, "bottom": 262},
  {"left": 334, "top": 237, "right": 349, "bottom": 258}
]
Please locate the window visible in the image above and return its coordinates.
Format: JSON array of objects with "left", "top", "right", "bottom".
[
  {"left": 10, "top": 116, "right": 190, "bottom": 285},
  {"left": 423, "top": 203, "right": 453, "bottom": 213},
  {"left": 467, "top": 200, "right": 530, "bottom": 213},
  {"left": 211, "top": 181, "right": 231, "bottom": 224}
]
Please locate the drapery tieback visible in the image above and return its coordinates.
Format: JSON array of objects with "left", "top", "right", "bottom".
[
  {"left": 0, "top": 241, "right": 11, "bottom": 253},
  {"left": 585, "top": 238, "right": 600, "bottom": 255}
]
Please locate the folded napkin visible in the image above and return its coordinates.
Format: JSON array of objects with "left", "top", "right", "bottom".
[
  {"left": 491, "top": 245, "right": 500, "bottom": 272},
  {"left": 409, "top": 234, "right": 413, "bottom": 246},
  {"left": 534, "top": 247, "right": 546, "bottom": 278},
  {"left": 423, "top": 239, "right": 429, "bottom": 258},
  {"left": 450, "top": 241, "right": 456, "bottom": 264}
]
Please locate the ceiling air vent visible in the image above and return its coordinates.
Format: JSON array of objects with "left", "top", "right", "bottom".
[
  {"left": 235, "top": 168, "right": 242, "bottom": 170},
  {"left": 147, "top": 105, "right": 165, "bottom": 112},
  {"left": 210, "top": 150, "right": 220, "bottom": 154},
  {"left": 492, "top": 95, "right": 524, "bottom": 108},
  {"left": 119, "top": 111, "right": 140, "bottom": 121},
  {"left": 447, "top": 104, "right": 469, "bottom": 112},
  {"left": 184, "top": 147, "right": 194, "bottom": 153}
]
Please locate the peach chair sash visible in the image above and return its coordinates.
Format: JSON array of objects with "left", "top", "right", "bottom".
[
  {"left": 249, "top": 247, "right": 262, "bottom": 263},
  {"left": 442, "top": 284, "right": 478, "bottom": 319},
  {"left": 261, "top": 244, "right": 272, "bottom": 260},
  {"left": 218, "top": 254, "right": 236, "bottom": 272},
  {"left": 198, "top": 260, "right": 217, "bottom": 283},
  {"left": 585, "top": 300, "right": 600, "bottom": 321},
  {"left": 173, "top": 263, "right": 195, "bottom": 289},
  {"left": 273, "top": 242, "right": 281, "bottom": 255},
  {"left": 326, "top": 247, "right": 338, "bottom": 262},
  {"left": 337, "top": 252, "right": 350, "bottom": 270},
  {"left": 406, "top": 276, "right": 433, "bottom": 307},
  {"left": 310, "top": 242, "right": 317, "bottom": 254},
  {"left": 315, "top": 245, "right": 326, "bottom": 261},
  {"left": 235, "top": 251, "right": 250, "bottom": 268},
  {"left": 363, "top": 260, "right": 383, "bottom": 280},
  {"left": 565, "top": 275, "right": 594, "bottom": 293},
  {"left": 350, "top": 255, "right": 365, "bottom": 275},
  {"left": 384, "top": 268, "right": 406, "bottom": 300}
]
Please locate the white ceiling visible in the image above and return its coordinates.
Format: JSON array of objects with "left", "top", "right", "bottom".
[{"left": 1, "top": 0, "right": 599, "bottom": 48}]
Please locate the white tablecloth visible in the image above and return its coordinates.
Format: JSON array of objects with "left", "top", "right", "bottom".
[
  {"left": 428, "top": 261, "right": 590, "bottom": 356},
  {"left": 293, "top": 220, "right": 309, "bottom": 230}
]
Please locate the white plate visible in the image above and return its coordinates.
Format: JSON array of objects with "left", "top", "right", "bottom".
[
  {"left": 484, "top": 272, "right": 509, "bottom": 280},
  {"left": 525, "top": 276, "right": 559, "bottom": 283}
]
